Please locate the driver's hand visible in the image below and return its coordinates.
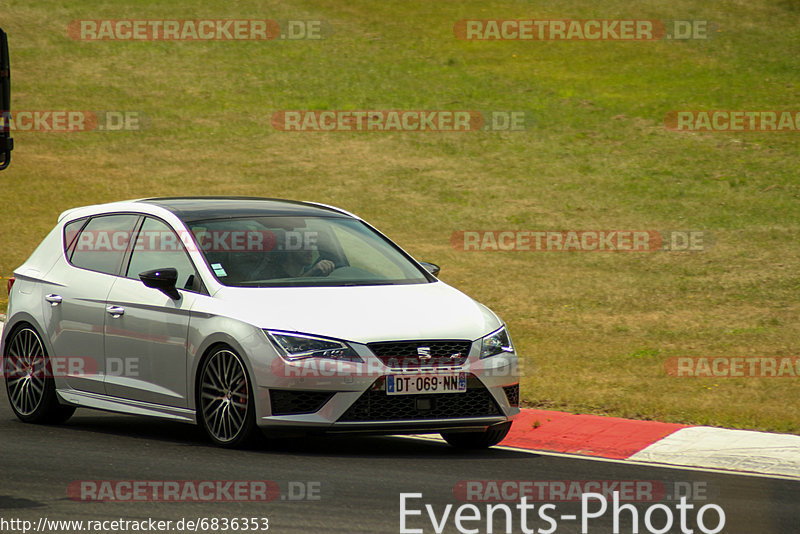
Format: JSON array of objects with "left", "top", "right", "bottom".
[{"left": 307, "top": 259, "right": 335, "bottom": 276}]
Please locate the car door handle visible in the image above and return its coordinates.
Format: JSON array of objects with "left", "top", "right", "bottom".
[
  {"left": 45, "top": 294, "right": 63, "bottom": 306},
  {"left": 106, "top": 305, "right": 125, "bottom": 317}
]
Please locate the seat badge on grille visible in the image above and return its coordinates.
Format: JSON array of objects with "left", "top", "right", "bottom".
[
  {"left": 450, "top": 353, "right": 462, "bottom": 359},
  {"left": 417, "top": 346, "right": 432, "bottom": 359}
]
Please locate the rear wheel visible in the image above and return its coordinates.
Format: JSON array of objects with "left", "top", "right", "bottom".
[
  {"left": 441, "top": 421, "right": 512, "bottom": 449},
  {"left": 198, "top": 346, "right": 257, "bottom": 448},
  {"left": 4, "top": 325, "right": 75, "bottom": 424}
]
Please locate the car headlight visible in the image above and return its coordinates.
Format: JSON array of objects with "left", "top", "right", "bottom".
[
  {"left": 480, "top": 326, "right": 514, "bottom": 359},
  {"left": 266, "top": 330, "right": 363, "bottom": 362}
]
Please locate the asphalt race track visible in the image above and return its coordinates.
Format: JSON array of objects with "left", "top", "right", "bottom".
[{"left": 1, "top": 386, "right": 798, "bottom": 534}]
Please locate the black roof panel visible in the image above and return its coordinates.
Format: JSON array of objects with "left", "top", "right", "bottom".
[{"left": 137, "top": 197, "right": 352, "bottom": 222}]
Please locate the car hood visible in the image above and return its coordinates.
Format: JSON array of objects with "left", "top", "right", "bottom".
[{"left": 208, "top": 281, "right": 502, "bottom": 343}]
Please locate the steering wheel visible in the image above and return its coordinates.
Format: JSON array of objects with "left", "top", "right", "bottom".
[{"left": 305, "top": 257, "right": 340, "bottom": 277}]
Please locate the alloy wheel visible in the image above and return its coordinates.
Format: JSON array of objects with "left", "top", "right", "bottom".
[
  {"left": 5, "top": 327, "right": 47, "bottom": 416},
  {"left": 199, "top": 348, "right": 251, "bottom": 444}
]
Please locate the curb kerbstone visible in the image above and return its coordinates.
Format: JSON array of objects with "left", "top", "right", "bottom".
[{"left": 502, "top": 409, "right": 800, "bottom": 479}]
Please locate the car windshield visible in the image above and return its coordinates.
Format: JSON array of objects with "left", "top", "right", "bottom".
[{"left": 187, "top": 216, "right": 432, "bottom": 287}]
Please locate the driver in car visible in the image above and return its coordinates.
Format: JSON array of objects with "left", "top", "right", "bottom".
[
  {"left": 273, "top": 246, "right": 335, "bottom": 278},
  {"left": 200, "top": 226, "right": 337, "bottom": 283}
]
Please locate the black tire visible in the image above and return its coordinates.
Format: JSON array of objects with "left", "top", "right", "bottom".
[
  {"left": 3, "top": 324, "right": 75, "bottom": 424},
  {"left": 441, "top": 421, "right": 512, "bottom": 449},
  {"left": 197, "top": 346, "right": 257, "bottom": 448}
]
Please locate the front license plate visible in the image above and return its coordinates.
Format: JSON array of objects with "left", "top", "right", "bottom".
[{"left": 386, "top": 373, "right": 467, "bottom": 395}]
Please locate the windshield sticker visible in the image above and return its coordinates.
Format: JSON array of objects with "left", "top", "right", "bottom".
[{"left": 211, "top": 263, "right": 228, "bottom": 277}]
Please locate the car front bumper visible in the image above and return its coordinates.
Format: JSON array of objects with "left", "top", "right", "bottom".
[{"left": 254, "top": 348, "right": 520, "bottom": 434}]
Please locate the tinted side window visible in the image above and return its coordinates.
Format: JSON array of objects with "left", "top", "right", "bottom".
[
  {"left": 126, "top": 217, "right": 197, "bottom": 290},
  {"left": 70, "top": 214, "right": 140, "bottom": 275},
  {"left": 63, "top": 218, "right": 87, "bottom": 258}
]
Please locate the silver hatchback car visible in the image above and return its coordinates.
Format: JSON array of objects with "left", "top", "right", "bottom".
[{"left": 2, "top": 197, "right": 519, "bottom": 447}]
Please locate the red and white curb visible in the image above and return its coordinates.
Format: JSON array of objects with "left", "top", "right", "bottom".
[
  {"left": 1, "top": 320, "right": 798, "bottom": 478},
  {"left": 627, "top": 426, "right": 800, "bottom": 478},
  {"left": 499, "top": 409, "right": 687, "bottom": 460},
  {"left": 500, "top": 409, "right": 800, "bottom": 480}
]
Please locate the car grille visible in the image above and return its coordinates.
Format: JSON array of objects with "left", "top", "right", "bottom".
[
  {"left": 338, "top": 375, "right": 501, "bottom": 422},
  {"left": 503, "top": 384, "right": 520, "bottom": 407},
  {"left": 367, "top": 340, "right": 471, "bottom": 368},
  {"left": 270, "top": 390, "right": 335, "bottom": 416}
]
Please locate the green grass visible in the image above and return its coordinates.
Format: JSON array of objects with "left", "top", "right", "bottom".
[{"left": 1, "top": 0, "right": 799, "bottom": 432}]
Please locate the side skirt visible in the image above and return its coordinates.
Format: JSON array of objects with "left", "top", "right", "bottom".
[{"left": 57, "top": 388, "right": 197, "bottom": 423}]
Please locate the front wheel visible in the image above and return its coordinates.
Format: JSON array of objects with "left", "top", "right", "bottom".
[
  {"left": 4, "top": 325, "right": 75, "bottom": 424},
  {"left": 441, "top": 421, "right": 512, "bottom": 449},
  {"left": 198, "top": 346, "right": 257, "bottom": 448}
]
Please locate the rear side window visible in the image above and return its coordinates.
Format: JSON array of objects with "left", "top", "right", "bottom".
[
  {"left": 63, "top": 218, "right": 87, "bottom": 257},
  {"left": 69, "top": 214, "right": 140, "bottom": 276}
]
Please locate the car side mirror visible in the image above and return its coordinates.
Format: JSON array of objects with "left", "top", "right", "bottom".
[
  {"left": 0, "top": 28, "right": 13, "bottom": 172},
  {"left": 419, "top": 262, "right": 440, "bottom": 277},
  {"left": 139, "top": 268, "right": 181, "bottom": 300}
]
